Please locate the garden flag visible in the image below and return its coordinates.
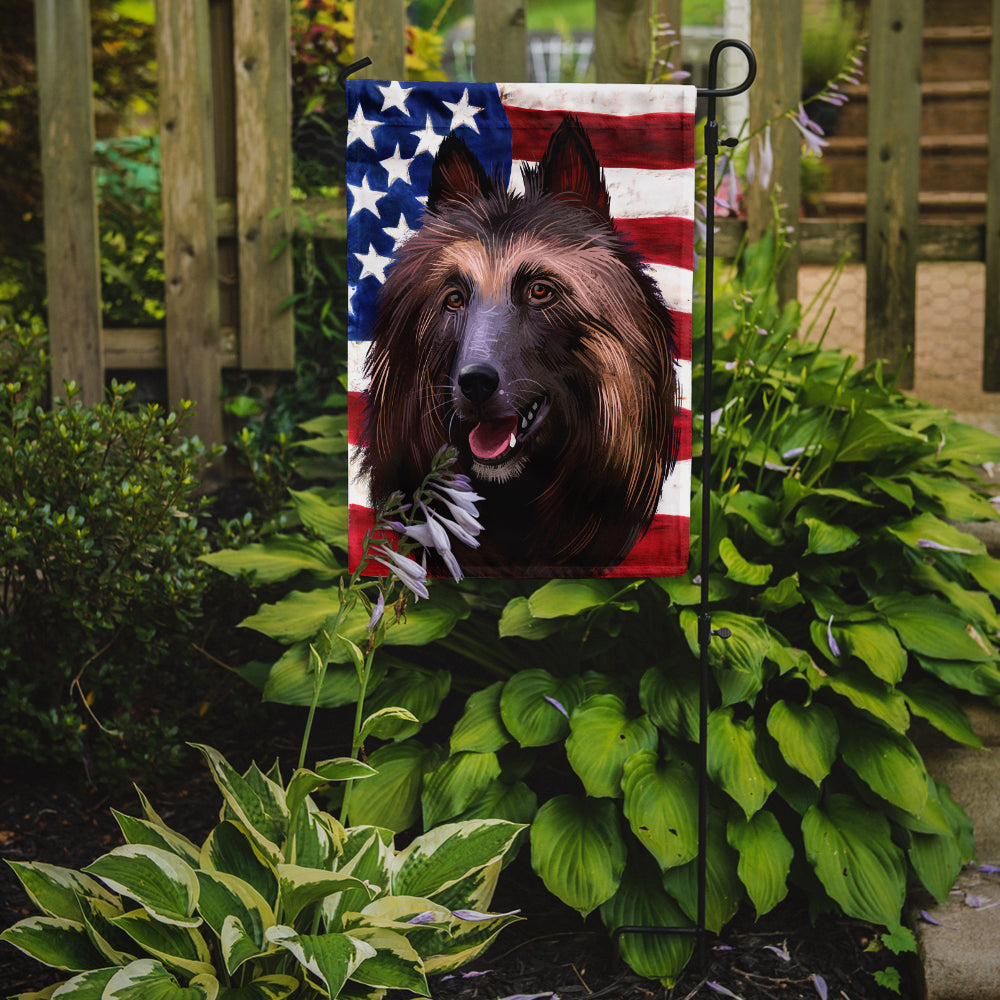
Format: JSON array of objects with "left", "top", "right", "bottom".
[{"left": 346, "top": 81, "right": 696, "bottom": 578}]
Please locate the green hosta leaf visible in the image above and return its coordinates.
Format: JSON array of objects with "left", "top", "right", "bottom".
[
  {"left": 727, "top": 811, "right": 793, "bottom": 918},
  {"left": 345, "top": 926, "right": 428, "bottom": 994},
  {"left": 874, "top": 594, "right": 995, "bottom": 662},
  {"left": 886, "top": 512, "right": 985, "bottom": 556},
  {"left": 765, "top": 700, "right": 838, "bottom": 786},
  {"left": 906, "top": 472, "right": 998, "bottom": 521},
  {"left": 83, "top": 846, "right": 200, "bottom": 928},
  {"left": 288, "top": 488, "right": 349, "bottom": 544},
  {"left": 526, "top": 578, "right": 618, "bottom": 618},
  {"left": 453, "top": 779, "right": 538, "bottom": 827},
  {"left": 680, "top": 610, "right": 770, "bottom": 706},
  {"left": 660, "top": 810, "right": 741, "bottom": 933},
  {"left": 707, "top": 707, "right": 776, "bottom": 818},
  {"left": 755, "top": 573, "right": 804, "bottom": 614},
  {"left": 803, "top": 517, "right": 859, "bottom": 556},
  {"left": 565, "top": 695, "right": 658, "bottom": 798},
  {"left": 450, "top": 682, "right": 511, "bottom": 754},
  {"left": 362, "top": 667, "right": 451, "bottom": 740},
  {"left": 277, "top": 865, "right": 374, "bottom": 925},
  {"left": 839, "top": 718, "right": 928, "bottom": 816},
  {"left": 935, "top": 421, "right": 1000, "bottom": 464},
  {"left": 265, "top": 926, "right": 375, "bottom": 997},
  {"left": 4, "top": 862, "right": 118, "bottom": 922},
  {"left": 359, "top": 706, "right": 421, "bottom": 742},
  {"left": 347, "top": 740, "right": 441, "bottom": 832},
  {"left": 216, "top": 975, "right": 299, "bottom": 999},
  {"left": 909, "top": 827, "right": 965, "bottom": 905},
  {"left": 195, "top": 871, "right": 273, "bottom": 974},
  {"left": 103, "top": 959, "right": 217, "bottom": 999},
  {"left": 802, "top": 793, "right": 906, "bottom": 926},
  {"left": 866, "top": 474, "right": 914, "bottom": 509},
  {"left": 621, "top": 751, "right": 698, "bottom": 871},
  {"left": 808, "top": 661, "right": 910, "bottom": 732},
  {"left": 261, "top": 644, "right": 386, "bottom": 709},
  {"left": 599, "top": 853, "right": 694, "bottom": 987},
  {"left": 111, "top": 908, "right": 214, "bottom": 977},
  {"left": 421, "top": 751, "right": 502, "bottom": 828},
  {"left": 497, "top": 596, "right": 563, "bottom": 639},
  {"left": 724, "top": 490, "right": 784, "bottom": 545},
  {"left": 190, "top": 746, "right": 287, "bottom": 862},
  {"left": 835, "top": 410, "right": 927, "bottom": 463},
  {"left": 835, "top": 621, "right": 907, "bottom": 684},
  {"left": 967, "top": 553, "right": 1000, "bottom": 597},
  {"left": 0, "top": 916, "right": 107, "bottom": 971},
  {"left": 910, "top": 562, "right": 1000, "bottom": 633},
  {"left": 530, "top": 795, "right": 626, "bottom": 917},
  {"left": 901, "top": 680, "right": 982, "bottom": 748},
  {"left": 200, "top": 535, "right": 342, "bottom": 584},
  {"left": 112, "top": 812, "right": 201, "bottom": 868},
  {"left": 393, "top": 820, "right": 524, "bottom": 900},
  {"left": 200, "top": 822, "right": 278, "bottom": 910},
  {"left": 916, "top": 655, "right": 1000, "bottom": 697},
  {"left": 718, "top": 537, "right": 772, "bottom": 585},
  {"left": 639, "top": 664, "right": 699, "bottom": 742},
  {"left": 499, "top": 670, "right": 584, "bottom": 747}
]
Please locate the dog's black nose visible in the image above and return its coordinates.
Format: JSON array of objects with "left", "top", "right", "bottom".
[{"left": 458, "top": 364, "right": 500, "bottom": 404}]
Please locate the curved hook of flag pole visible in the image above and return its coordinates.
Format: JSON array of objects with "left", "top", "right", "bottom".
[{"left": 337, "top": 57, "right": 373, "bottom": 90}]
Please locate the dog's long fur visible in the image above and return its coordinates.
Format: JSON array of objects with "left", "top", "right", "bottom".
[{"left": 361, "top": 115, "right": 679, "bottom": 575}]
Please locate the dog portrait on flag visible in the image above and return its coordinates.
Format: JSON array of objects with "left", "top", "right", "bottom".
[{"left": 346, "top": 82, "right": 695, "bottom": 579}]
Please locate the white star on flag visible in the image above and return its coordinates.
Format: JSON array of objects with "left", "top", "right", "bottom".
[
  {"left": 411, "top": 115, "right": 445, "bottom": 157},
  {"left": 443, "top": 88, "right": 484, "bottom": 133},
  {"left": 377, "top": 80, "right": 412, "bottom": 114},
  {"left": 355, "top": 244, "right": 394, "bottom": 283},
  {"left": 347, "top": 175, "right": 386, "bottom": 219},
  {"left": 347, "top": 105, "right": 380, "bottom": 149},
  {"left": 380, "top": 144, "right": 415, "bottom": 186},
  {"left": 384, "top": 213, "right": 416, "bottom": 250}
]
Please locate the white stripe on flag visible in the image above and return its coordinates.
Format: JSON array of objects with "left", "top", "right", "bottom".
[
  {"left": 646, "top": 263, "right": 695, "bottom": 313},
  {"left": 510, "top": 163, "right": 695, "bottom": 221},
  {"left": 499, "top": 82, "right": 698, "bottom": 117}
]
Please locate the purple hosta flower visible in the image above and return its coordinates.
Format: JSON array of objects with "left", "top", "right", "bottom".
[
  {"left": 827, "top": 615, "right": 842, "bottom": 658},
  {"left": 451, "top": 908, "right": 521, "bottom": 921},
  {"left": 370, "top": 543, "right": 429, "bottom": 600},
  {"left": 791, "top": 104, "right": 829, "bottom": 156},
  {"left": 715, "top": 156, "right": 742, "bottom": 216},
  {"left": 979, "top": 864, "right": 1000, "bottom": 874},
  {"left": 544, "top": 695, "right": 569, "bottom": 718},
  {"left": 367, "top": 590, "right": 385, "bottom": 631},
  {"left": 707, "top": 983, "right": 742, "bottom": 999},
  {"left": 497, "top": 994, "right": 558, "bottom": 1000},
  {"left": 747, "top": 124, "right": 774, "bottom": 191},
  {"left": 917, "top": 538, "right": 973, "bottom": 555},
  {"left": 407, "top": 911, "right": 438, "bottom": 925},
  {"left": 763, "top": 944, "right": 791, "bottom": 962},
  {"left": 441, "top": 970, "right": 493, "bottom": 981},
  {"left": 812, "top": 974, "right": 828, "bottom": 1000}
]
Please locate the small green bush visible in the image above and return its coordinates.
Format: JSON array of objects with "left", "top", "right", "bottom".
[{"left": 0, "top": 317, "right": 220, "bottom": 783}]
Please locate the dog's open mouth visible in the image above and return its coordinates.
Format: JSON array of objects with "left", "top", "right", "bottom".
[{"left": 467, "top": 395, "right": 548, "bottom": 463}]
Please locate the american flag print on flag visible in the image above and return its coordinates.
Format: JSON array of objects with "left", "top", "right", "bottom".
[{"left": 347, "top": 80, "right": 696, "bottom": 578}]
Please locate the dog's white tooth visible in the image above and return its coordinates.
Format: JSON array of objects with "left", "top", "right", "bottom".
[{"left": 510, "top": 432, "right": 517, "bottom": 449}]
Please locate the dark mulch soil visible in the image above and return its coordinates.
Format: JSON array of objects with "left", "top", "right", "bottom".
[{"left": 1, "top": 746, "right": 915, "bottom": 1000}]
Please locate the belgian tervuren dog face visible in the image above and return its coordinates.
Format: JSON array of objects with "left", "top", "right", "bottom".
[{"left": 361, "top": 115, "right": 679, "bottom": 575}]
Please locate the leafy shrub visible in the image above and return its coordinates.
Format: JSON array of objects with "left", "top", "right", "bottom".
[
  {"left": 0, "top": 317, "right": 220, "bottom": 783},
  {"left": 208, "top": 234, "right": 1000, "bottom": 984},
  {"left": 1, "top": 743, "right": 524, "bottom": 998}
]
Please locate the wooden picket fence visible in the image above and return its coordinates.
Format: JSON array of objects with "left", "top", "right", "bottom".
[{"left": 34, "top": 0, "right": 1000, "bottom": 445}]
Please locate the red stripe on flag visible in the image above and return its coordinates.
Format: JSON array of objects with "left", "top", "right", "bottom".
[
  {"left": 673, "top": 409, "right": 692, "bottom": 463},
  {"left": 605, "top": 514, "right": 690, "bottom": 578},
  {"left": 615, "top": 216, "right": 693, "bottom": 269},
  {"left": 673, "top": 311, "right": 692, "bottom": 363},
  {"left": 505, "top": 107, "right": 694, "bottom": 170},
  {"left": 348, "top": 390, "right": 366, "bottom": 446}
]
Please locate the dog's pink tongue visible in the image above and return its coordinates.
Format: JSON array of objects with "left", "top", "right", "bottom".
[{"left": 469, "top": 416, "right": 518, "bottom": 459}]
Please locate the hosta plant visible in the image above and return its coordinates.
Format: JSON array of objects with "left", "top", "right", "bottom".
[{"left": 1, "top": 744, "right": 523, "bottom": 999}]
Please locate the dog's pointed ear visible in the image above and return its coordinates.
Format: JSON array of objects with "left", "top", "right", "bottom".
[
  {"left": 427, "top": 135, "right": 490, "bottom": 211},
  {"left": 540, "top": 116, "right": 610, "bottom": 215}
]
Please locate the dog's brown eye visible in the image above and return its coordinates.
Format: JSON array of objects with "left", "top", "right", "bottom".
[
  {"left": 527, "top": 281, "right": 554, "bottom": 304},
  {"left": 443, "top": 289, "right": 465, "bottom": 311}
]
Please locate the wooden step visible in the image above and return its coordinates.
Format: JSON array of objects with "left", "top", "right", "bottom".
[
  {"left": 813, "top": 190, "right": 987, "bottom": 222},
  {"left": 922, "top": 25, "right": 993, "bottom": 83},
  {"left": 922, "top": 0, "right": 992, "bottom": 28}
]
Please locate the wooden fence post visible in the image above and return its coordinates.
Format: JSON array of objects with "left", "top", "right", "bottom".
[
  {"left": 157, "top": 0, "right": 223, "bottom": 445},
  {"left": 864, "top": 0, "right": 923, "bottom": 390},
  {"left": 983, "top": 0, "right": 1000, "bottom": 390},
  {"left": 354, "top": 0, "right": 406, "bottom": 79},
  {"left": 746, "top": 0, "right": 801, "bottom": 306},
  {"left": 233, "top": 0, "right": 294, "bottom": 370},
  {"left": 34, "top": 0, "right": 104, "bottom": 405},
  {"left": 594, "top": 0, "right": 653, "bottom": 84},
  {"left": 474, "top": 0, "right": 527, "bottom": 82}
]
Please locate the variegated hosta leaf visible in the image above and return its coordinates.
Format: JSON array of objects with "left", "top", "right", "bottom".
[
  {"left": 44, "top": 966, "right": 118, "bottom": 997},
  {"left": 423, "top": 859, "right": 501, "bottom": 916},
  {"left": 285, "top": 760, "right": 375, "bottom": 823},
  {"left": 565, "top": 695, "right": 658, "bottom": 799},
  {"left": 391, "top": 820, "right": 524, "bottom": 901},
  {"left": 112, "top": 810, "right": 202, "bottom": 868},
  {"left": 323, "top": 829, "right": 393, "bottom": 931},
  {"left": 4, "top": 861, "right": 118, "bottom": 922},
  {"left": 450, "top": 681, "right": 511, "bottom": 754},
  {"left": 200, "top": 822, "right": 278, "bottom": 910},
  {"left": 421, "top": 751, "right": 501, "bottom": 829},
  {"left": 83, "top": 845, "right": 200, "bottom": 928},
  {"left": 727, "top": 810, "right": 793, "bottom": 917},
  {"left": 765, "top": 700, "right": 838, "bottom": 786},
  {"left": 599, "top": 854, "right": 694, "bottom": 987},
  {"left": 195, "top": 870, "right": 274, "bottom": 974},
  {"left": 706, "top": 707, "right": 776, "bottom": 818},
  {"left": 288, "top": 801, "right": 343, "bottom": 870},
  {"left": 110, "top": 908, "right": 214, "bottom": 979},
  {"left": 529, "top": 795, "right": 626, "bottom": 917},
  {"left": 621, "top": 751, "right": 699, "bottom": 871},
  {"left": 345, "top": 926, "right": 429, "bottom": 995},
  {"left": 190, "top": 745, "right": 287, "bottom": 863},
  {"left": 77, "top": 894, "right": 135, "bottom": 966},
  {"left": 277, "top": 865, "right": 375, "bottom": 925},
  {"left": 420, "top": 906, "right": 522, "bottom": 975},
  {"left": 102, "top": 958, "right": 218, "bottom": 999},
  {"left": 265, "top": 925, "right": 376, "bottom": 998},
  {"left": 0, "top": 916, "right": 107, "bottom": 971},
  {"left": 802, "top": 793, "right": 906, "bottom": 926},
  {"left": 214, "top": 974, "right": 299, "bottom": 999}
]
